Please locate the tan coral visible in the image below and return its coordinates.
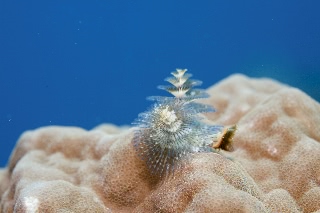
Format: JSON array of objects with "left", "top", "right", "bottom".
[{"left": 1, "top": 74, "right": 320, "bottom": 212}]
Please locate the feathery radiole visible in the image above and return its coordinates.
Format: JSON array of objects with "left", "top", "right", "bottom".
[{"left": 133, "top": 69, "right": 236, "bottom": 178}]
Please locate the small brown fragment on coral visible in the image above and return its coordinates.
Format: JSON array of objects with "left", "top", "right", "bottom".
[{"left": 212, "top": 124, "right": 237, "bottom": 151}]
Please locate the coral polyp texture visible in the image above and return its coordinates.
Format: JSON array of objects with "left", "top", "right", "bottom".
[
  {"left": 1, "top": 74, "right": 320, "bottom": 212},
  {"left": 132, "top": 69, "right": 226, "bottom": 177}
]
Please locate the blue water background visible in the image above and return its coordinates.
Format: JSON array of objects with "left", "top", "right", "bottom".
[{"left": 1, "top": 1, "right": 319, "bottom": 167}]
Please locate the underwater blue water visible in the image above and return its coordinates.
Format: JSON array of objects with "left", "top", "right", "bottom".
[{"left": 0, "top": 1, "right": 319, "bottom": 167}]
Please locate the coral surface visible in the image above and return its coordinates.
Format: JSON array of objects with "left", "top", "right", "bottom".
[{"left": 1, "top": 74, "right": 319, "bottom": 212}]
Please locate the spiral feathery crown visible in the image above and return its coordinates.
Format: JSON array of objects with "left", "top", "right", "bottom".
[
  {"left": 158, "top": 69, "right": 202, "bottom": 98},
  {"left": 133, "top": 69, "right": 225, "bottom": 178}
]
